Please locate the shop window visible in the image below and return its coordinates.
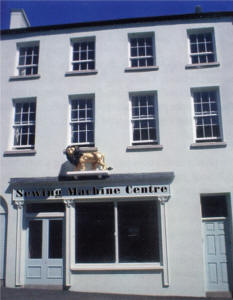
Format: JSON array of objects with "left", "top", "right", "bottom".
[
  {"left": 76, "top": 203, "right": 115, "bottom": 263},
  {"left": 118, "top": 201, "right": 159, "bottom": 262},
  {"left": 75, "top": 200, "right": 160, "bottom": 264},
  {"left": 201, "top": 195, "right": 228, "bottom": 218}
]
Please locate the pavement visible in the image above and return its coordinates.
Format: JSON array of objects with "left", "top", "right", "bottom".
[{"left": 1, "top": 287, "right": 232, "bottom": 300}]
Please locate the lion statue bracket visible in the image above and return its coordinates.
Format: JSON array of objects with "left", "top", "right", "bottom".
[{"left": 65, "top": 145, "right": 112, "bottom": 172}]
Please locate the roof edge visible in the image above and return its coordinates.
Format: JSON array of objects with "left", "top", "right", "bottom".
[{"left": 1, "top": 11, "right": 233, "bottom": 35}]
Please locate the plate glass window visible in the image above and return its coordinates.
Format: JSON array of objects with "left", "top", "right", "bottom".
[
  {"left": 18, "top": 45, "right": 39, "bottom": 76},
  {"left": 130, "top": 36, "right": 154, "bottom": 68},
  {"left": 70, "top": 98, "right": 94, "bottom": 146},
  {"left": 131, "top": 94, "right": 157, "bottom": 145},
  {"left": 192, "top": 90, "right": 222, "bottom": 143},
  {"left": 75, "top": 201, "right": 160, "bottom": 264},
  {"left": 72, "top": 40, "right": 95, "bottom": 71},
  {"left": 189, "top": 32, "right": 216, "bottom": 64},
  {"left": 13, "top": 101, "right": 36, "bottom": 149}
]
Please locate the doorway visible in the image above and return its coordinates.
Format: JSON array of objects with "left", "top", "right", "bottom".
[
  {"left": 201, "top": 195, "right": 232, "bottom": 293},
  {"left": 25, "top": 218, "right": 63, "bottom": 285}
]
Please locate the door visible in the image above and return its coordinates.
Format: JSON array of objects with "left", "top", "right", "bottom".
[
  {"left": 26, "top": 218, "right": 63, "bottom": 285},
  {"left": 203, "top": 218, "right": 232, "bottom": 292}
]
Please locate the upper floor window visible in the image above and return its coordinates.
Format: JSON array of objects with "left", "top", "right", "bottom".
[
  {"left": 130, "top": 93, "right": 158, "bottom": 145},
  {"left": 188, "top": 30, "right": 216, "bottom": 65},
  {"left": 192, "top": 89, "right": 223, "bottom": 143},
  {"left": 12, "top": 100, "right": 36, "bottom": 149},
  {"left": 71, "top": 39, "right": 95, "bottom": 71},
  {"left": 129, "top": 34, "right": 155, "bottom": 68},
  {"left": 70, "top": 96, "right": 94, "bottom": 146},
  {"left": 17, "top": 43, "right": 39, "bottom": 76}
]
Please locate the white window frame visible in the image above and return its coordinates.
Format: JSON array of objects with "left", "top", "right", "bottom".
[
  {"left": 66, "top": 196, "right": 169, "bottom": 287},
  {"left": 129, "top": 92, "right": 159, "bottom": 145},
  {"left": 187, "top": 28, "right": 217, "bottom": 65},
  {"left": 70, "top": 37, "right": 95, "bottom": 72},
  {"left": 128, "top": 32, "right": 155, "bottom": 68},
  {"left": 69, "top": 94, "right": 95, "bottom": 147},
  {"left": 74, "top": 199, "right": 162, "bottom": 267},
  {"left": 16, "top": 42, "right": 39, "bottom": 76},
  {"left": 191, "top": 87, "right": 223, "bottom": 143},
  {"left": 12, "top": 98, "right": 37, "bottom": 150}
]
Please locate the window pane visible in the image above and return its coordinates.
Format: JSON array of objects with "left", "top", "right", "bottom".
[
  {"left": 191, "top": 44, "right": 197, "bottom": 53},
  {"left": 131, "top": 48, "right": 137, "bottom": 57},
  {"left": 204, "top": 125, "right": 212, "bottom": 137},
  {"left": 88, "top": 51, "right": 94, "bottom": 59},
  {"left": 139, "top": 59, "right": 146, "bottom": 67},
  {"left": 201, "top": 195, "right": 227, "bottom": 218},
  {"left": 88, "top": 61, "right": 95, "bottom": 69},
  {"left": 198, "top": 43, "right": 205, "bottom": 53},
  {"left": 29, "top": 133, "right": 35, "bottom": 146},
  {"left": 207, "top": 54, "right": 214, "bottom": 63},
  {"left": 81, "top": 52, "right": 87, "bottom": 60},
  {"left": 146, "top": 46, "right": 152, "bottom": 56},
  {"left": 138, "top": 47, "right": 145, "bottom": 56},
  {"left": 147, "top": 58, "right": 153, "bottom": 66},
  {"left": 49, "top": 220, "right": 63, "bottom": 259},
  {"left": 131, "top": 59, "right": 138, "bottom": 67},
  {"left": 130, "top": 39, "right": 137, "bottom": 47},
  {"left": 196, "top": 126, "right": 204, "bottom": 138},
  {"left": 26, "top": 203, "right": 65, "bottom": 213},
  {"left": 213, "top": 125, "right": 220, "bottom": 138},
  {"left": 73, "top": 52, "right": 79, "bottom": 61},
  {"left": 81, "top": 62, "right": 87, "bottom": 70},
  {"left": 76, "top": 203, "right": 115, "bottom": 263},
  {"left": 191, "top": 56, "right": 198, "bottom": 64},
  {"left": 118, "top": 201, "right": 159, "bottom": 262},
  {"left": 29, "top": 220, "right": 42, "bottom": 258},
  {"left": 206, "top": 43, "right": 213, "bottom": 52},
  {"left": 26, "top": 56, "right": 32, "bottom": 65},
  {"left": 199, "top": 55, "right": 207, "bottom": 63}
]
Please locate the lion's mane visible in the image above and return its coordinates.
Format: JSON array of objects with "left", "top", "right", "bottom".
[{"left": 65, "top": 145, "right": 83, "bottom": 167}]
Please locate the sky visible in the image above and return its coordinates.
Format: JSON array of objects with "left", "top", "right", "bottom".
[{"left": 1, "top": 0, "right": 233, "bottom": 30}]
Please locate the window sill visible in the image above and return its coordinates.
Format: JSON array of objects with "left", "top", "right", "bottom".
[
  {"left": 4, "top": 149, "right": 36, "bottom": 156},
  {"left": 65, "top": 70, "right": 98, "bottom": 76},
  {"left": 9, "top": 75, "right": 41, "bottom": 81},
  {"left": 190, "top": 142, "right": 227, "bottom": 149},
  {"left": 127, "top": 144, "right": 163, "bottom": 151},
  {"left": 71, "top": 263, "right": 163, "bottom": 271},
  {"left": 63, "top": 146, "right": 98, "bottom": 154},
  {"left": 185, "top": 62, "right": 220, "bottom": 69},
  {"left": 125, "top": 66, "right": 159, "bottom": 72}
]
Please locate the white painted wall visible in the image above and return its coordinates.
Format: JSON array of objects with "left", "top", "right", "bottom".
[{"left": 0, "top": 16, "right": 233, "bottom": 296}]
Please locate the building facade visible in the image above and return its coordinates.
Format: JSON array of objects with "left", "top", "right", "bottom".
[{"left": 0, "top": 9, "right": 233, "bottom": 297}]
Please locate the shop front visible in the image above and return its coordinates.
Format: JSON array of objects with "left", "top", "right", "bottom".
[{"left": 10, "top": 172, "right": 174, "bottom": 289}]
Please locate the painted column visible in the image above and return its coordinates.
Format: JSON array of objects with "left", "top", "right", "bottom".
[
  {"left": 64, "top": 199, "right": 75, "bottom": 287},
  {"left": 14, "top": 201, "right": 24, "bottom": 286},
  {"left": 158, "top": 196, "right": 169, "bottom": 287}
]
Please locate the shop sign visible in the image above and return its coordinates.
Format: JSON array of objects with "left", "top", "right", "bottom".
[{"left": 13, "top": 184, "right": 170, "bottom": 201}]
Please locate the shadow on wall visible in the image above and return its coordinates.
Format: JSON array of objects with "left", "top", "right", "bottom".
[{"left": 0, "top": 196, "right": 8, "bottom": 286}]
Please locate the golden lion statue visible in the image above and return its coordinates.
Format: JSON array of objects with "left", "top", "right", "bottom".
[{"left": 66, "top": 145, "right": 107, "bottom": 171}]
